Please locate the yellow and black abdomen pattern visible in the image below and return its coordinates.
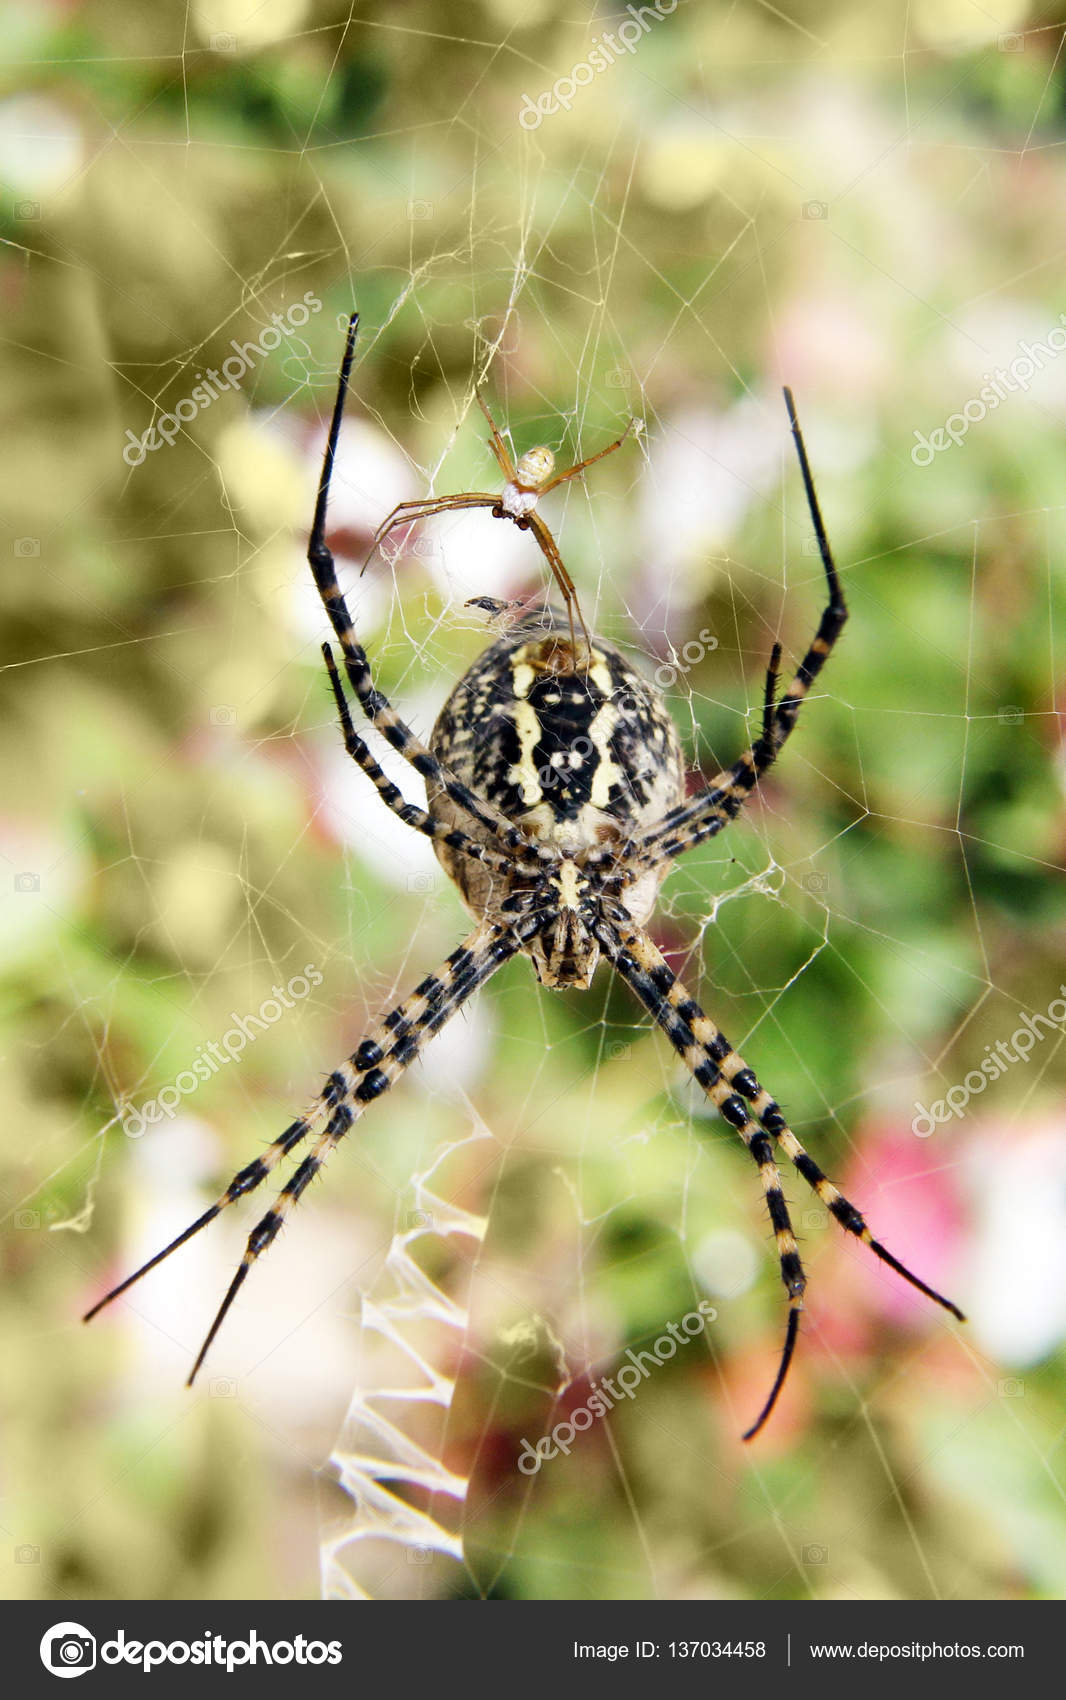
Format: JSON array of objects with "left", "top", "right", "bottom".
[{"left": 430, "top": 612, "right": 685, "bottom": 858}]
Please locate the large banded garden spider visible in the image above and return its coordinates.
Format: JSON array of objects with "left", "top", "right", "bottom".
[{"left": 86, "top": 313, "right": 963, "bottom": 1440}]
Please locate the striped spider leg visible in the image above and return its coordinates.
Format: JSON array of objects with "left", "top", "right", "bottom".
[
  {"left": 84, "top": 915, "right": 542, "bottom": 1382},
  {"left": 364, "top": 371, "right": 639, "bottom": 655},
  {"left": 580, "top": 387, "right": 963, "bottom": 1434},
  {"left": 595, "top": 914, "right": 964, "bottom": 1439},
  {"left": 84, "top": 311, "right": 559, "bottom": 1380},
  {"left": 618, "top": 388, "right": 849, "bottom": 866}
]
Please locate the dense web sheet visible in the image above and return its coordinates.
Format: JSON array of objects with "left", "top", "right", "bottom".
[{"left": 6, "top": 0, "right": 1066, "bottom": 1605}]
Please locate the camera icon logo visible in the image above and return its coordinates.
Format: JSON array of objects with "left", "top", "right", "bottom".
[
  {"left": 14, "top": 871, "right": 40, "bottom": 893},
  {"left": 14, "top": 538, "right": 41, "bottom": 557},
  {"left": 802, "top": 201, "right": 829, "bottom": 220},
  {"left": 40, "top": 1622, "right": 96, "bottom": 1678}
]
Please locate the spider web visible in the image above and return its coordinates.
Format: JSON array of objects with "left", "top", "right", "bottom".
[{"left": 6, "top": 0, "right": 1066, "bottom": 1606}]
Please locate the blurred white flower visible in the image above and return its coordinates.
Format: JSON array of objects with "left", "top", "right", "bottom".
[
  {"left": 317, "top": 728, "right": 438, "bottom": 890},
  {"left": 0, "top": 94, "right": 83, "bottom": 195},
  {"left": 963, "top": 1121, "right": 1066, "bottom": 1366},
  {"left": 417, "top": 991, "right": 493, "bottom": 1096},
  {"left": 637, "top": 395, "right": 781, "bottom": 606},
  {"left": 193, "top": 0, "right": 310, "bottom": 53},
  {"left": 692, "top": 1227, "right": 760, "bottom": 1298}
]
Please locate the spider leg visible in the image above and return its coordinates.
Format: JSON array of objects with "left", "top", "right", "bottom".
[
  {"left": 363, "top": 493, "right": 499, "bottom": 574},
  {"left": 761, "top": 641, "right": 782, "bottom": 747},
  {"left": 594, "top": 915, "right": 964, "bottom": 1439},
  {"left": 628, "top": 388, "right": 847, "bottom": 868},
  {"left": 475, "top": 390, "right": 517, "bottom": 480},
  {"left": 538, "top": 414, "right": 640, "bottom": 494},
  {"left": 599, "top": 642, "right": 786, "bottom": 875},
  {"left": 524, "top": 511, "right": 592, "bottom": 657},
  {"left": 85, "top": 918, "right": 534, "bottom": 1375},
  {"left": 184, "top": 914, "right": 540, "bottom": 1384},
  {"left": 322, "top": 643, "right": 546, "bottom": 882},
  {"left": 307, "top": 315, "right": 550, "bottom": 864}
]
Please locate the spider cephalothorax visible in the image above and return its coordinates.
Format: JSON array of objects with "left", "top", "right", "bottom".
[{"left": 85, "top": 313, "right": 963, "bottom": 1440}]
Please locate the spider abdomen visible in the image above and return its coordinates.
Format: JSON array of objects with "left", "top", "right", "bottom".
[{"left": 429, "top": 610, "right": 685, "bottom": 926}]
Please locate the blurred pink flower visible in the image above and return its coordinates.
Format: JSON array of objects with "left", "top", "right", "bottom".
[
  {"left": 838, "top": 1119, "right": 967, "bottom": 1330},
  {"left": 772, "top": 292, "right": 891, "bottom": 404}
]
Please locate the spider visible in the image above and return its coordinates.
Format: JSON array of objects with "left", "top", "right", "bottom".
[
  {"left": 364, "top": 386, "right": 640, "bottom": 654},
  {"left": 85, "top": 313, "right": 964, "bottom": 1440}
]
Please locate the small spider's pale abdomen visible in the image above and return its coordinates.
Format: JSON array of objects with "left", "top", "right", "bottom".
[
  {"left": 499, "top": 446, "right": 556, "bottom": 520},
  {"left": 429, "top": 610, "right": 686, "bottom": 934},
  {"left": 514, "top": 445, "right": 555, "bottom": 490}
]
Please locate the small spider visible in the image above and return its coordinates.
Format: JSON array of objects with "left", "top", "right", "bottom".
[
  {"left": 85, "top": 314, "right": 964, "bottom": 1440},
  {"left": 365, "top": 389, "right": 640, "bottom": 653}
]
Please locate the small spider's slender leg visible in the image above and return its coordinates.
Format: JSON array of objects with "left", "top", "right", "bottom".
[
  {"left": 475, "top": 390, "right": 517, "bottom": 480},
  {"left": 184, "top": 914, "right": 538, "bottom": 1384},
  {"left": 622, "top": 388, "right": 847, "bottom": 870},
  {"left": 84, "top": 916, "right": 538, "bottom": 1366},
  {"left": 321, "top": 643, "right": 545, "bottom": 882},
  {"left": 363, "top": 493, "right": 499, "bottom": 575},
  {"left": 538, "top": 415, "right": 640, "bottom": 495},
  {"left": 524, "top": 511, "right": 591, "bottom": 656},
  {"left": 476, "top": 391, "right": 606, "bottom": 654},
  {"left": 307, "top": 314, "right": 550, "bottom": 865},
  {"left": 594, "top": 915, "right": 964, "bottom": 1438}
]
